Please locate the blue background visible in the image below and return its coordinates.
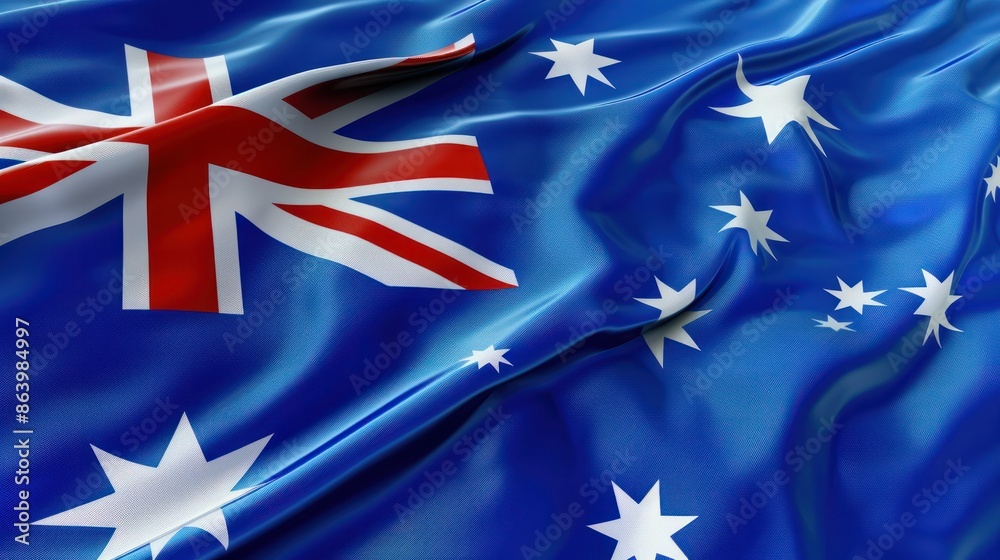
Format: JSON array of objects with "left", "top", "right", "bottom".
[{"left": 0, "top": 0, "right": 999, "bottom": 558}]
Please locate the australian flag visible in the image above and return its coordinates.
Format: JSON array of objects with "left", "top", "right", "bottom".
[{"left": 1, "top": 0, "right": 998, "bottom": 559}]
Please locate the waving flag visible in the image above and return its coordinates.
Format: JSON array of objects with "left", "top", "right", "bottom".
[
  {"left": 0, "top": 36, "right": 515, "bottom": 314},
  {"left": 1, "top": 1, "right": 998, "bottom": 559}
]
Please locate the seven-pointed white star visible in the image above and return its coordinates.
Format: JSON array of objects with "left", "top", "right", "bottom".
[
  {"left": 35, "top": 414, "right": 271, "bottom": 560},
  {"left": 814, "top": 315, "right": 855, "bottom": 332},
  {"left": 985, "top": 156, "right": 1000, "bottom": 202},
  {"left": 825, "top": 277, "right": 886, "bottom": 314},
  {"left": 589, "top": 481, "right": 696, "bottom": 560},
  {"left": 900, "top": 269, "right": 963, "bottom": 347},
  {"left": 636, "top": 278, "right": 697, "bottom": 321},
  {"left": 637, "top": 278, "right": 711, "bottom": 366},
  {"left": 462, "top": 345, "right": 512, "bottom": 372},
  {"left": 711, "top": 191, "right": 788, "bottom": 259},
  {"left": 711, "top": 54, "right": 839, "bottom": 155},
  {"left": 530, "top": 38, "right": 620, "bottom": 95}
]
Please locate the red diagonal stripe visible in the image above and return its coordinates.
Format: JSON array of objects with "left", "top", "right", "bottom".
[
  {"left": 283, "top": 80, "right": 389, "bottom": 120},
  {"left": 275, "top": 204, "right": 514, "bottom": 290},
  {"left": 396, "top": 38, "right": 475, "bottom": 66},
  {"left": 0, "top": 111, "right": 136, "bottom": 153},
  {"left": 0, "top": 160, "right": 95, "bottom": 205}
]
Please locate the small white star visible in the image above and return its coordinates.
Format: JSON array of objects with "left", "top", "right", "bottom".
[
  {"left": 636, "top": 278, "right": 711, "bottom": 366},
  {"left": 530, "top": 38, "right": 620, "bottom": 95},
  {"left": 711, "top": 54, "right": 839, "bottom": 155},
  {"left": 462, "top": 345, "right": 512, "bottom": 372},
  {"left": 588, "top": 481, "right": 696, "bottom": 560},
  {"left": 985, "top": 156, "right": 1000, "bottom": 202},
  {"left": 900, "top": 269, "right": 963, "bottom": 347},
  {"left": 35, "top": 414, "right": 271, "bottom": 560},
  {"left": 825, "top": 277, "right": 886, "bottom": 314},
  {"left": 813, "top": 315, "right": 855, "bottom": 332},
  {"left": 711, "top": 191, "right": 788, "bottom": 259}
]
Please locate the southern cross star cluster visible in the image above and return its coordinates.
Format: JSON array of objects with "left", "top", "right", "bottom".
[
  {"left": 525, "top": 37, "right": 988, "bottom": 559},
  {"left": 815, "top": 273, "right": 964, "bottom": 348}
]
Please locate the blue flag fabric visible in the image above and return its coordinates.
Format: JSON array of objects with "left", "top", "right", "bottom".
[{"left": 1, "top": 0, "right": 998, "bottom": 559}]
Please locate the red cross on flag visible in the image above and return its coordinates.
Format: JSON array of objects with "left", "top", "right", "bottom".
[{"left": 0, "top": 35, "right": 517, "bottom": 314}]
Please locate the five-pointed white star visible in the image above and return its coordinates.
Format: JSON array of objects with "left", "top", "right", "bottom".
[
  {"left": 711, "top": 54, "right": 839, "bottom": 155},
  {"left": 636, "top": 278, "right": 711, "bottom": 366},
  {"left": 813, "top": 315, "right": 855, "bottom": 332},
  {"left": 985, "top": 156, "right": 1000, "bottom": 202},
  {"left": 711, "top": 191, "right": 788, "bottom": 259},
  {"left": 589, "top": 481, "right": 696, "bottom": 560},
  {"left": 900, "top": 269, "right": 963, "bottom": 347},
  {"left": 530, "top": 38, "right": 620, "bottom": 95},
  {"left": 825, "top": 277, "right": 886, "bottom": 314},
  {"left": 462, "top": 345, "right": 512, "bottom": 372},
  {"left": 35, "top": 414, "right": 271, "bottom": 560}
]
